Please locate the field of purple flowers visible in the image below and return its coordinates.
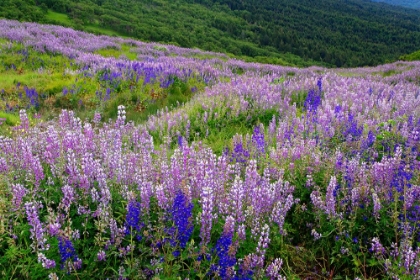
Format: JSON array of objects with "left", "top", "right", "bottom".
[{"left": 0, "top": 19, "right": 419, "bottom": 279}]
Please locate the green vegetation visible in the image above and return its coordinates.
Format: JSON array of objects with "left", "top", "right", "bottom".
[
  {"left": 400, "top": 49, "right": 420, "bottom": 61},
  {"left": 371, "top": 0, "right": 420, "bottom": 9},
  {"left": 2, "top": 0, "right": 420, "bottom": 67},
  {"left": 0, "top": 41, "right": 204, "bottom": 127}
]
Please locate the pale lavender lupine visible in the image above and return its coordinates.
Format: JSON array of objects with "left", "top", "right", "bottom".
[
  {"left": 25, "top": 201, "right": 48, "bottom": 251},
  {"left": 266, "top": 258, "right": 286, "bottom": 280},
  {"left": 200, "top": 175, "right": 214, "bottom": 248},
  {"left": 325, "top": 176, "right": 337, "bottom": 217}
]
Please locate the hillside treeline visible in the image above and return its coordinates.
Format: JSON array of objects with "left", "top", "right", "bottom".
[{"left": 2, "top": 0, "right": 420, "bottom": 67}]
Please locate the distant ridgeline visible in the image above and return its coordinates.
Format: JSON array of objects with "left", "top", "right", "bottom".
[
  {"left": 371, "top": 0, "right": 420, "bottom": 9},
  {"left": 2, "top": 0, "right": 420, "bottom": 67}
]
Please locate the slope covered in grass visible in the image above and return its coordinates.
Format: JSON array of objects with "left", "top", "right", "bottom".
[
  {"left": 3, "top": 0, "right": 420, "bottom": 67},
  {"left": 0, "top": 20, "right": 419, "bottom": 279}
]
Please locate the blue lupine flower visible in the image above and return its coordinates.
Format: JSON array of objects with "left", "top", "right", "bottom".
[
  {"left": 317, "top": 77, "right": 322, "bottom": 93},
  {"left": 172, "top": 250, "right": 180, "bottom": 257},
  {"left": 214, "top": 232, "right": 236, "bottom": 279},
  {"left": 170, "top": 190, "right": 193, "bottom": 249},
  {"left": 125, "top": 200, "right": 142, "bottom": 241},
  {"left": 231, "top": 142, "right": 249, "bottom": 163},
  {"left": 58, "top": 236, "right": 77, "bottom": 263},
  {"left": 178, "top": 135, "right": 183, "bottom": 148},
  {"left": 252, "top": 125, "right": 265, "bottom": 154},
  {"left": 343, "top": 113, "right": 363, "bottom": 139},
  {"left": 304, "top": 89, "right": 321, "bottom": 113}
]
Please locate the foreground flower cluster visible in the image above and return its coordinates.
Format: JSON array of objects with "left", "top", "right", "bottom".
[{"left": 0, "top": 19, "right": 419, "bottom": 279}]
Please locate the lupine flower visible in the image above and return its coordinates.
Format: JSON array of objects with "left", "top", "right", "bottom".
[
  {"left": 170, "top": 190, "right": 193, "bottom": 248},
  {"left": 25, "top": 202, "right": 48, "bottom": 251},
  {"left": 371, "top": 237, "right": 385, "bottom": 256},
  {"left": 60, "top": 185, "right": 75, "bottom": 212},
  {"left": 311, "top": 229, "right": 322, "bottom": 240},
  {"left": 252, "top": 125, "right": 265, "bottom": 154},
  {"left": 58, "top": 237, "right": 76, "bottom": 262},
  {"left": 231, "top": 140, "right": 249, "bottom": 164},
  {"left": 214, "top": 217, "right": 237, "bottom": 279},
  {"left": 325, "top": 176, "right": 337, "bottom": 217},
  {"left": 200, "top": 178, "right": 214, "bottom": 247},
  {"left": 93, "top": 112, "right": 101, "bottom": 124},
  {"left": 38, "top": 253, "right": 56, "bottom": 269},
  {"left": 19, "top": 109, "right": 30, "bottom": 130},
  {"left": 343, "top": 113, "right": 363, "bottom": 140},
  {"left": 116, "top": 105, "right": 126, "bottom": 128},
  {"left": 304, "top": 89, "right": 321, "bottom": 113},
  {"left": 124, "top": 200, "right": 142, "bottom": 241},
  {"left": 266, "top": 258, "right": 286, "bottom": 280},
  {"left": 372, "top": 192, "right": 381, "bottom": 218},
  {"left": 11, "top": 183, "right": 26, "bottom": 210},
  {"left": 254, "top": 224, "right": 270, "bottom": 269},
  {"left": 48, "top": 273, "right": 59, "bottom": 280}
]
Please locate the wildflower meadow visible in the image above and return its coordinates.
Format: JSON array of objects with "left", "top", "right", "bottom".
[{"left": 0, "top": 20, "right": 419, "bottom": 279}]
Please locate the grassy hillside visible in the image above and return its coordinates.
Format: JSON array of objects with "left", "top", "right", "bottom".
[{"left": 2, "top": 0, "right": 420, "bottom": 67}]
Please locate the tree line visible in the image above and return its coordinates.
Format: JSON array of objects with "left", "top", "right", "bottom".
[{"left": 2, "top": 0, "right": 420, "bottom": 67}]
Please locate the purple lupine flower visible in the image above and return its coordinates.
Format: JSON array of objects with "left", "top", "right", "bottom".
[
  {"left": 311, "top": 229, "right": 322, "bottom": 240},
  {"left": 0, "top": 158, "right": 9, "bottom": 174},
  {"left": 97, "top": 250, "right": 106, "bottom": 261},
  {"left": 19, "top": 109, "right": 30, "bottom": 130},
  {"left": 73, "top": 258, "right": 82, "bottom": 270},
  {"left": 310, "top": 186, "right": 325, "bottom": 212},
  {"left": 11, "top": 183, "right": 26, "bottom": 210},
  {"left": 60, "top": 185, "right": 75, "bottom": 212},
  {"left": 93, "top": 112, "right": 101, "bottom": 124},
  {"left": 252, "top": 125, "right": 265, "bottom": 154},
  {"left": 38, "top": 253, "right": 56, "bottom": 269},
  {"left": 266, "top": 258, "right": 286, "bottom": 280},
  {"left": 272, "top": 193, "right": 294, "bottom": 235},
  {"left": 229, "top": 176, "right": 245, "bottom": 223},
  {"left": 401, "top": 240, "right": 417, "bottom": 272},
  {"left": 200, "top": 180, "right": 214, "bottom": 247},
  {"left": 372, "top": 192, "right": 381, "bottom": 218},
  {"left": 371, "top": 237, "right": 385, "bottom": 256},
  {"left": 231, "top": 139, "right": 249, "bottom": 164},
  {"left": 25, "top": 202, "right": 48, "bottom": 251},
  {"left": 47, "top": 222, "right": 61, "bottom": 237},
  {"left": 325, "top": 176, "right": 337, "bottom": 217},
  {"left": 254, "top": 224, "right": 270, "bottom": 269},
  {"left": 351, "top": 186, "right": 361, "bottom": 211}
]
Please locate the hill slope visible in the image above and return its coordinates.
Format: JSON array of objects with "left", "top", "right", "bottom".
[
  {"left": 371, "top": 0, "right": 420, "bottom": 9},
  {"left": 2, "top": 0, "right": 420, "bottom": 67}
]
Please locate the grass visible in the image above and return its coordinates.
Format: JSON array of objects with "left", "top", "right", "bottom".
[
  {"left": 45, "top": 10, "right": 73, "bottom": 26},
  {"left": 84, "top": 24, "right": 126, "bottom": 37},
  {"left": 94, "top": 44, "right": 138, "bottom": 60},
  {"left": 46, "top": 10, "right": 126, "bottom": 38},
  {"left": 0, "top": 111, "right": 19, "bottom": 126},
  {"left": 0, "top": 40, "right": 207, "bottom": 129}
]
